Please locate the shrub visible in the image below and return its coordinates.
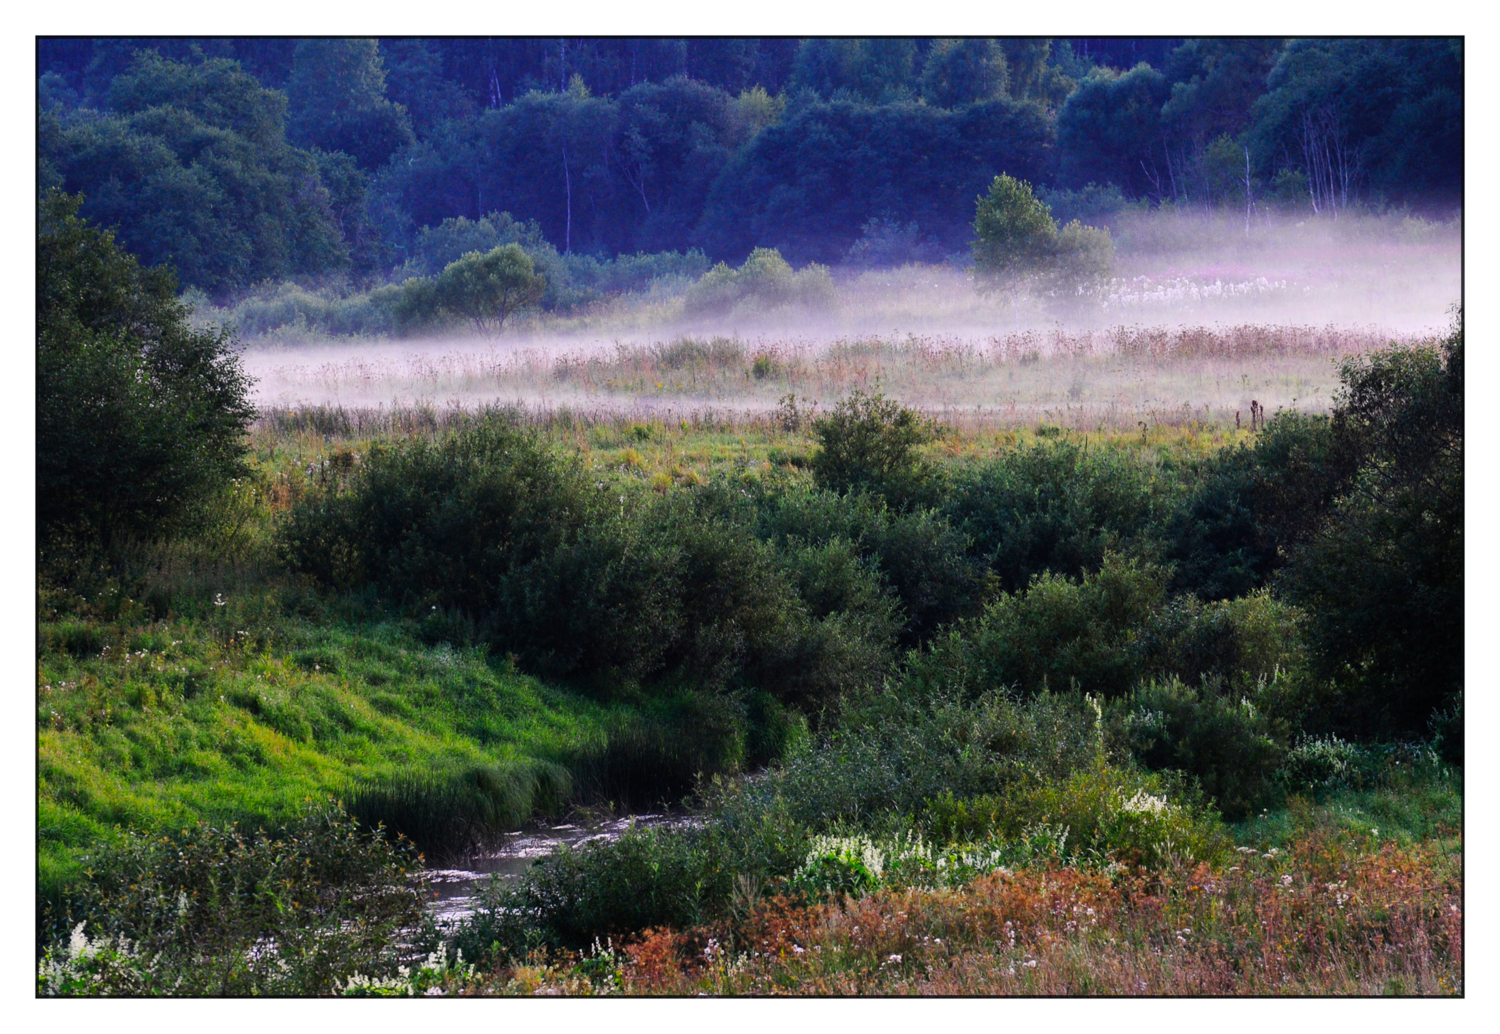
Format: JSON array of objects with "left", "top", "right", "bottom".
[
  {"left": 433, "top": 244, "right": 546, "bottom": 333},
  {"left": 753, "top": 484, "right": 989, "bottom": 646},
  {"left": 452, "top": 814, "right": 807, "bottom": 957},
  {"left": 725, "top": 689, "right": 1102, "bottom": 832},
  {"left": 1276, "top": 735, "right": 1369, "bottom": 796},
  {"left": 788, "top": 834, "right": 885, "bottom": 900},
  {"left": 565, "top": 693, "right": 749, "bottom": 810},
  {"left": 278, "top": 418, "right": 590, "bottom": 595},
  {"left": 911, "top": 554, "right": 1168, "bottom": 700},
  {"left": 1249, "top": 410, "right": 1351, "bottom": 553},
  {"left": 972, "top": 173, "right": 1113, "bottom": 294},
  {"left": 908, "top": 558, "right": 1304, "bottom": 703},
  {"left": 1159, "top": 444, "right": 1273, "bottom": 600},
  {"left": 39, "top": 810, "right": 424, "bottom": 995},
  {"left": 1278, "top": 327, "right": 1462, "bottom": 738},
  {"left": 281, "top": 432, "right": 895, "bottom": 709},
  {"left": 1152, "top": 590, "right": 1305, "bottom": 694},
  {"left": 1109, "top": 677, "right": 1289, "bottom": 821},
  {"left": 921, "top": 763, "right": 1229, "bottom": 869},
  {"left": 683, "top": 247, "right": 837, "bottom": 316},
  {"left": 811, "top": 389, "right": 936, "bottom": 506},
  {"left": 944, "top": 440, "right": 1161, "bottom": 593}
]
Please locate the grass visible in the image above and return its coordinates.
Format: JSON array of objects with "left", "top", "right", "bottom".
[
  {"left": 38, "top": 381, "right": 1462, "bottom": 995},
  {"left": 243, "top": 322, "right": 1417, "bottom": 432},
  {"left": 36, "top": 580, "right": 644, "bottom": 891}
]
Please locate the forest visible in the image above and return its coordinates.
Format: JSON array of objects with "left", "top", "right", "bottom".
[
  {"left": 35, "top": 37, "right": 1461, "bottom": 997},
  {"left": 39, "top": 38, "right": 1460, "bottom": 296}
]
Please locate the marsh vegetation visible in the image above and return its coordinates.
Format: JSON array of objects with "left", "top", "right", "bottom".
[{"left": 37, "top": 35, "right": 1461, "bottom": 997}]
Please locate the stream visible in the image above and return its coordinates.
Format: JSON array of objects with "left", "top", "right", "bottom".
[{"left": 418, "top": 813, "right": 690, "bottom": 927}]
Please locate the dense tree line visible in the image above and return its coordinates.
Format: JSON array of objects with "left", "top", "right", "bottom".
[{"left": 39, "top": 38, "right": 1462, "bottom": 297}]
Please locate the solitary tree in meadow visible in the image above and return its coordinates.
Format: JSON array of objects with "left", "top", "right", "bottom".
[
  {"left": 434, "top": 244, "right": 546, "bottom": 334},
  {"left": 972, "top": 173, "right": 1113, "bottom": 306}
]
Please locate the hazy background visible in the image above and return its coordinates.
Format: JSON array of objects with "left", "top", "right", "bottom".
[{"left": 242, "top": 211, "right": 1459, "bottom": 427}]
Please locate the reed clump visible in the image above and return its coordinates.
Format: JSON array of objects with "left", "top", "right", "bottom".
[{"left": 344, "top": 759, "right": 574, "bottom": 861}]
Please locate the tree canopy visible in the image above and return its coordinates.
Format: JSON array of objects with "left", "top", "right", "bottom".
[
  {"left": 36, "top": 37, "right": 1462, "bottom": 296},
  {"left": 37, "top": 190, "right": 255, "bottom": 550}
]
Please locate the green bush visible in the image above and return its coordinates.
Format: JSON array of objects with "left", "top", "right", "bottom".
[
  {"left": 565, "top": 694, "right": 750, "bottom": 810},
  {"left": 753, "top": 483, "right": 989, "bottom": 646},
  {"left": 911, "top": 554, "right": 1168, "bottom": 700},
  {"left": 278, "top": 418, "right": 593, "bottom": 600},
  {"left": 280, "top": 425, "right": 895, "bottom": 709},
  {"left": 1276, "top": 735, "right": 1369, "bottom": 796},
  {"left": 683, "top": 247, "right": 837, "bottom": 316},
  {"left": 1159, "top": 443, "right": 1273, "bottom": 601},
  {"left": 1278, "top": 327, "right": 1462, "bottom": 738},
  {"left": 725, "top": 689, "right": 1102, "bottom": 831},
  {"left": 944, "top": 439, "right": 1161, "bottom": 593},
  {"left": 923, "top": 763, "right": 1229, "bottom": 868},
  {"left": 811, "top": 389, "right": 935, "bottom": 506},
  {"left": 433, "top": 244, "right": 546, "bottom": 333},
  {"left": 1109, "top": 677, "right": 1289, "bottom": 821},
  {"left": 972, "top": 173, "right": 1113, "bottom": 294},
  {"left": 39, "top": 811, "right": 424, "bottom": 995},
  {"left": 452, "top": 810, "right": 808, "bottom": 957},
  {"left": 908, "top": 556, "right": 1304, "bottom": 703}
]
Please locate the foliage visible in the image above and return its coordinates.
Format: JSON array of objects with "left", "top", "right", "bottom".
[
  {"left": 286, "top": 38, "right": 414, "bottom": 169},
  {"left": 843, "top": 216, "right": 938, "bottom": 267},
  {"left": 500, "top": 830, "right": 1460, "bottom": 995},
  {"left": 749, "top": 481, "right": 989, "bottom": 646},
  {"left": 345, "top": 759, "right": 573, "bottom": 860},
  {"left": 37, "top": 191, "right": 254, "bottom": 554},
  {"left": 944, "top": 438, "right": 1160, "bottom": 593},
  {"left": 725, "top": 688, "right": 1104, "bottom": 832},
  {"left": 1109, "top": 677, "right": 1288, "bottom": 820},
  {"left": 40, "top": 51, "right": 348, "bottom": 293},
  {"left": 908, "top": 556, "right": 1302, "bottom": 702},
  {"left": 683, "top": 247, "right": 836, "bottom": 316},
  {"left": 433, "top": 244, "right": 546, "bottom": 333},
  {"left": 920, "top": 39, "right": 1009, "bottom": 108},
  {"left": 972, "top": 174, "right": 1113, "bottom": 293},
  {"left": 39, "top": 810, "right": 425, "bottom": 996},
  {"left": 1248, "top": 38, "right": 1461, "bottom": 208},
  {"left": 1035, "top": 181, "right": 1143, "bottom": 227},
  {"left": 1056, "top": 64, "right": 1170, "bottom": 199},
  {"left": 1279, "top": 320, "right": 1462, "bottom": 737},
  {"left": 788, "top": 39, "right": 918, "bottom": 105},
  {"left": 279, "top": 420, "right": 896, "bottom": 708},
  {"left": 809, "top": 389, "right": 935, "bottom": 506},
  {"left": 38, "top": 37, "right": 1461, "bottom": 298},
  {"left": 696, "top": 98, "right": 1053, "bottom": 264}
]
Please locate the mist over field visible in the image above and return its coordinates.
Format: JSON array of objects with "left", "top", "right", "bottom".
[
  {"left": 243, "top": 211, "right": 1460, "bottom": 428},
  {"left": 39, "top": 37, "right": 1464, "bottom": 998}
]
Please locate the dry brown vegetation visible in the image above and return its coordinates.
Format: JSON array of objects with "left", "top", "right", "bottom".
[
  {"left": 246, "top": 323, "right": 1424, "bottom": 432},
  {"left": 463, "top": 829, "right": 1461, "bottom": 996}
]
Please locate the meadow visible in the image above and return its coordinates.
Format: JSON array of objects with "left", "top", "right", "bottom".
[
  {"left": 39, "top": 330, "right": 1462, "bottom": 994},
  {"left": 38, "top": 203, "right": 1461, "bottom": 997}
]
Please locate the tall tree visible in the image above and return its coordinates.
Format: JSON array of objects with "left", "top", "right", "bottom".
[
  {"left": 42, "top": 51, "right": 348, "bottom": 293},
  {"left": 286, "top": 38, "right": 415, "bottom": 169},
  {"left": 789, "top": 39, "right": 918, "bottom": 103},
  {"left": 37, "top": 191, "right": 254, "bottom": 552},
  {"left": 1056, "top": 63, "right": 1171, "bottom": 198},
  {"left": 921, "top": 39, "right": 1009, "bottom": 107},
  {"left": 1248, "top": 38, "right": 1461, "bottom": 210}
]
